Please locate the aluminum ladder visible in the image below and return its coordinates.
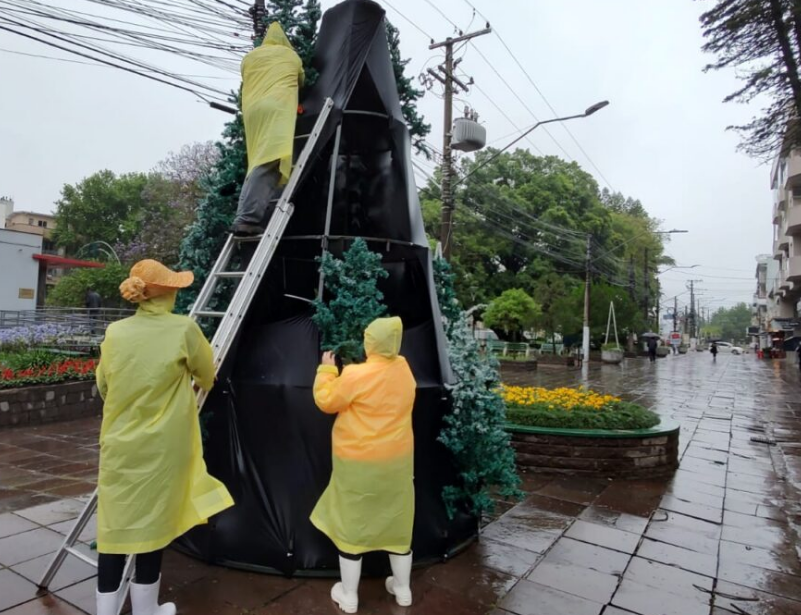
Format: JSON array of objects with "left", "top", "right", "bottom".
[{"left": 37, "top": 97, "right": 334, "bottom": 614}]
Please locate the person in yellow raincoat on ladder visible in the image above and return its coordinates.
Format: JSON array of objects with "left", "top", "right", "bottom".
[
  {"left": 94, "top": 260, "right": 234, "bottom": 615},
  {"left": 232, "top": 22, "right": 305, "bottom": 236},
  {"left": 312, "top": 317, "right": 417, "bottom": 613}
]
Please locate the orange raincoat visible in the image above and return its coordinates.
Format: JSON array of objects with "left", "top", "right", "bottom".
[{"left": 311, "top": 317, "right": 416, "bottom": 555}]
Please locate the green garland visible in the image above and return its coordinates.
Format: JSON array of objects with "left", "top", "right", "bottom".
[{"left": 434, "top": 258, "right": 522, "bottom": 518}]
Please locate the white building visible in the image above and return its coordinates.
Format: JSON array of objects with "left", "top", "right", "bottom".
[
  {"left": 0, "top": 228, "right": 43, "bottom": 311},
  {"left": 0, "top": 197, "right": 13, "bottom": 229}
]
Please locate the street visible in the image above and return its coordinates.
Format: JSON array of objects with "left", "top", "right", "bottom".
[{"left": 1, "top": 352, "right": 801, "bottom": 614}]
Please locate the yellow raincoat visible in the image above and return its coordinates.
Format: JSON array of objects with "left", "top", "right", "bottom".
[
  {"left": 311, "top": 318, "right": 416, "bottom": 555},
  {"left": 95, "top": 293, "right": 234, "bottom": 554},
  {"left": 241, "top": 22, "right": 305, "bottom": 182}
]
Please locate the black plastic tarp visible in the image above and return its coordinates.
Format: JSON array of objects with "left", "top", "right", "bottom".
[{"left": 177, "top": 0, "right": 475, "bottom": 576}]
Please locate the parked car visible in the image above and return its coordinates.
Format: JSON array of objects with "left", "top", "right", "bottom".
[{"left": 713, "top": 341, "right": 743, "bottom": 355}]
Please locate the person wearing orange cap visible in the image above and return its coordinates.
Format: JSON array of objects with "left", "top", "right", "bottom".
[
  {"left": 311, "top": 317, "right": 416, "bottom": 613},
  {"left": 94, "top": 259, "right": 234, "bottom": 615}
]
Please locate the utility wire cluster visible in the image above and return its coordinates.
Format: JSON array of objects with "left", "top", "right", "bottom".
[{"left": 0, "top": 0, "right": 251, "bottom": 103}]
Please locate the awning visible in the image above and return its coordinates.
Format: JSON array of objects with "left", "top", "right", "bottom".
[{"left": 33, "top": 254, "right": 105, "bottom": 269}]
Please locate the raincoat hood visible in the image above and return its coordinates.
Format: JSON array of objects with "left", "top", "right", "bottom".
[
  {"left": 364, "top": 317, "right": 403, "bottom": 359},
  {"left": 262, "top": 22, "right": 294, "bottom": 50},
  {"left": 137, "top": 292, "right": 177, "bottom": 315}
]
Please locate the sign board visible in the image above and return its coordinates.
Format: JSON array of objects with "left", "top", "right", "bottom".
[
  {"left": 669, "top": 332, "right": 681, "bottom": 346},
  {"left": 18, "top": 288, "right": 34, "bottom": 299}
]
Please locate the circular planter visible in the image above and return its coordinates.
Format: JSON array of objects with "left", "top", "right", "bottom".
[
  {"left": 601, "top": 348, "right": 624, "bottom": 364},
  {"left": 678, "top": 346, "right": 688, "bottom": 355},
  {"left": 655, "top": 347, "right": 670, "bottom": 358},
  {"left": 507, "top": 420, "right": 679, "bottom": 479}
]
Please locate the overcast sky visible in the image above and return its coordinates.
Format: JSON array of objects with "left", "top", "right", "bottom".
[{"left": 0, "top": 0, "right": 767, "bottom": 309}]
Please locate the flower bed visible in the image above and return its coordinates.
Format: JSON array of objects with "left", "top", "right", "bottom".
[
  {"left": 0, "top": 324, "right": 88, "bottom": 350},
  {"left": 500, "top": 385, "right": 660, "bottom": 431},
  {"left": 0, "top": 357, "right": 97, "bottom": 390}
]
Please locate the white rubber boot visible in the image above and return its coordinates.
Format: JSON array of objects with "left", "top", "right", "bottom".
[
  {"left": 130, "top": 575, "right": 176, "bottom": 615},
  {"left": 331, "top": 556, "right": 361, "bottom": 613},
  {"left": 96, "top": 588, "right": 121, "bottom": 615},
  {"left": 385, "top": 552, "right": 413, "bottom": 607}
]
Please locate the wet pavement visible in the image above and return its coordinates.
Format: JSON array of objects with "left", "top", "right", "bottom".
[{"left": 1, "top": 352, "right": 801, "bottom": 614}]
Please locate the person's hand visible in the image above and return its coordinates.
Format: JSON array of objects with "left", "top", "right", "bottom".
[{"left": 322, "top": 351, "right": 336, "bottom": 366}]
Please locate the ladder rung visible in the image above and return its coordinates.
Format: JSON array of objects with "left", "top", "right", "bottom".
[
  {"left": 234, "top": 234, "right": 264, "bottom": 243},
  {"left": 195, "top": 310, "right": 226, "bottom": 318},
  {"left": 66, "top": 546, "right": 97, "bottom": 568},
  {"left": 216, "top": 272, "right": 245, "bottom": 279}
]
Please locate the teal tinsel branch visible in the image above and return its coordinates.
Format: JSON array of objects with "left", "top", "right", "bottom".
[
  {"left": 312, "top": 238, "right": 388, "bottom": 364},
  {"left": 434, "top": 257, "right": 522, "bottom": 519}
]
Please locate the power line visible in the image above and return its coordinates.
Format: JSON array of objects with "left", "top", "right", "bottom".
[
  {"left": 383, "top": 0, "right": 433, "bottom": 40},
  {"left": 423, "top": 0, "right": 461, "bottom": 32},
  {"left": 458, "top": 0, "right": 614, "bottom": 191}
]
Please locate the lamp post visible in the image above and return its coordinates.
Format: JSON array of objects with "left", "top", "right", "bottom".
[{"left": 452, "top": 101, "right": 610, "bottom": 191}]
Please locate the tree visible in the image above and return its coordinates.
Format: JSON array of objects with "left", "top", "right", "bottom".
[
  {"left": 52, "top": 171, "right": 150, "bottom": 255},
  {"left": 483, "top": 289, "right": 541, "bottom": 342},
  {"left": 533, "top": 273, "right": 577, "bottom": 347},
  {"left": 116, "top": 143, "right": 219, "bottom": 268},
  {"left": 707, "top": 303, "right": 752, "bottom": 342},
  {"left": 699, "top": 0, "right": 801, "bottom": 157},
  {"left": 434, "top": 258, "right": 521, "bottom": 518},
  {"left": 556, "top": 282, "right": 646, "bottom": 345},
  {"left": 312, "top": 239, "right": 388, "bottom": 363},
  {"left": 419, "top": 152, "right": 669, "bottom": 311},
  {"left": 386, "top": 21, "right": 431, "bottom": 154},
  {"left": 46, "top": 264, "right": 129, "bottom": 308}
]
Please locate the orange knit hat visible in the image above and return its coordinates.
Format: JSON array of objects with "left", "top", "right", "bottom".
[{"left": 120, "top": 259, "right": 194, "bottom": 303}]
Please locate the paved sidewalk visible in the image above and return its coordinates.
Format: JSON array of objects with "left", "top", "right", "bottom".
[{"left": 1, "top": 353, "right": 800, "bottom": 614}]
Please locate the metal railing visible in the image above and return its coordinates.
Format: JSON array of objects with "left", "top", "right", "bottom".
[{"left": 0, "top": 308, "right": 135, "bottom": 344}]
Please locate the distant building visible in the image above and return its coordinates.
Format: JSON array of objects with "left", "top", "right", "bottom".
[
  {"left": 767, "top": 142, "right": 801, "bottom": 349},
  {"left": 0, "top": 197, "right": 13, "bottom": 229},
  {"left": 6, "top": 210, "right": 56, "bottom": 240},
  {"left": 0, "top": 228, "right": 104, "bottom": 311}
]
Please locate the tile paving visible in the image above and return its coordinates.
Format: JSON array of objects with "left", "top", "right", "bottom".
[{"left": 1, "top": 352, "right": 801, "bottom": 613}]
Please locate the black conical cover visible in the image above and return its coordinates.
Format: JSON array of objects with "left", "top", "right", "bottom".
[{"left": 177, "top": 0, "right": 476, "bottom": 576}]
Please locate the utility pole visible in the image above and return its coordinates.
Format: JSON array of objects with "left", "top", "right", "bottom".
[
  {"left": 643, "top": 248, "right": 649, "bottom": 322},
  {"left": 250, "top": 0, "right": 266, "bottom": 39},
  {"left": 689, "top": 281, "right": 696, "bottom": 339},
  {"left": 583, "top": 234, "right": 592, "bottom": 363},
  {"left": 673, "top": 296, "right": 678, "bottom": 332},
  {"left": 628, "top": 256, "right": 635, "bottom": 300},
  {"left": 430, "top": 27, "right": 491, "bottom": 260},
  {"left": 655, "top": 279, "right": 660, "bottom": 330}
]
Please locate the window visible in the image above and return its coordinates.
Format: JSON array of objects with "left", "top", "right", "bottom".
[
  {"left": 37, "top": 220, "right": 47, "bottom": 228},
  {"left": 28, "top": 217, "right": 33, "bottom": 225}
]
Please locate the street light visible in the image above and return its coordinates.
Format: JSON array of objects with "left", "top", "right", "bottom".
[
  {"left": 453, "top": 100, "right": 610, "bottom": 188},
  {"left": 657, "top": 264, "right": 699, "bottom": 275}
]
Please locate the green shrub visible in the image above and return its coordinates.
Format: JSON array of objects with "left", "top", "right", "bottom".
[
  {"left": 46, "top": 263, "right": 128, "bottom": 308},
  {"left": 0, "top": 349, "right": 67, "bottom": 371},
  {"left": 506, "top": 401, "right": 660, "bottom": 431}
]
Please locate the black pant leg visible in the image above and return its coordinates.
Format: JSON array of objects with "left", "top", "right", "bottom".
[{"left": 97, "top": 553, "right": 126, "bottom": 593}]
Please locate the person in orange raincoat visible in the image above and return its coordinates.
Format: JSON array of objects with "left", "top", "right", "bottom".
[{"left": 311, "top": 317, "right": 416, "bottom": 613}]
